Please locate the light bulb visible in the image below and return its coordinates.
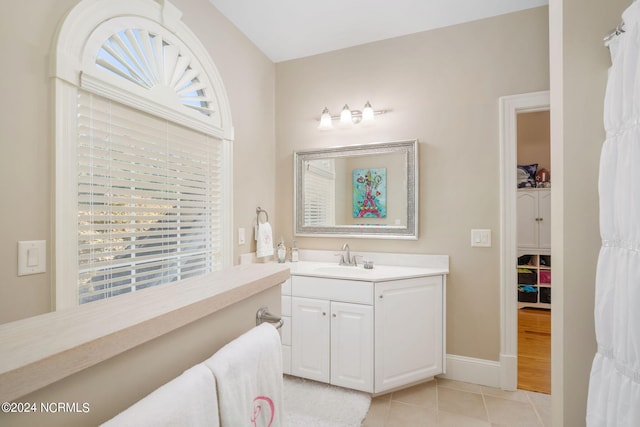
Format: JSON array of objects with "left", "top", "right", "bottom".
[
  {"left": 339, "top": 104, "right": 353, "bottom": 128},
  {"left": 318, "top": 107, "right": 333, "bottom": 130},
  {"left": 361, "top": 101, "right": 375, "bottom": 126}
]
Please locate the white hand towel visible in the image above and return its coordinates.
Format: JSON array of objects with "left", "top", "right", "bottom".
[
  {"left": 204, "top": 323, "right": 283, "bottom": 427},
  {"left": 256, "top": 222, "right": 274, "bottom": 258},
  {"left": 101, "top": 363, "right": 219, "bottom": 427}
]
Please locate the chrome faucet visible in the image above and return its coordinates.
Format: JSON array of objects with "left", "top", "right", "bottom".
[{"left": 338, "top": 243, "right": 358, "bottom": 266}]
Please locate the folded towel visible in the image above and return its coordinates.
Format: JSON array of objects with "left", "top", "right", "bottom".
[
  {"left": 256, "top": 222, "right": 274, "bottom": 258},
  {"left": 101, "top": 363, "right": 219, "bottom": 427},
  {"left": 204, "top": 323, "right": 283, "bottom": 427}
]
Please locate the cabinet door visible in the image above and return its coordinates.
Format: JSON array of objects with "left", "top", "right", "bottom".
[
  {"left": 517, "top": 190, "right": 539, "bottom": 248},
  {"left": 330, "top": 302, "right": 374, "bottom": 392},
  {"left": 374, "top": 276, "right": 443, "bottom": 393},
  {"left": 281, "top": 294, "right": 292, "bottom": 374},
  {"left": 291, "top": 297, "right": 330, "bottom": 383},
  {"left": 537, "top": 190, "right": 551, "bottom": 249}
]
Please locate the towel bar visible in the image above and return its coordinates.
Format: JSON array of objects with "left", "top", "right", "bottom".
[{"left": 256, "top": 306, "right": 283, "bottom": 329}]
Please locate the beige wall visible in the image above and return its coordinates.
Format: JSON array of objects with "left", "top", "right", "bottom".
[
  {"left": 275, "top": 7, "right": 550, "bottom": 361},
  {"left": 518, "top": 111, "right": 550, "bottom": 173},
  {"left": 550, "top": 0, "right": 629, "bottom": 425},
  {"left": 0, "top": 0, "right": 276, "bottom": 324}
]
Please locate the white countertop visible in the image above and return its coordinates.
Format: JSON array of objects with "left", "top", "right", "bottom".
[{"left": 287, "top": 261, "right": 448, "bottom": 282}]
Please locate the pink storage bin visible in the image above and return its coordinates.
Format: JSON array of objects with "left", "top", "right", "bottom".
[{"left": 539, "top": 270, "right": 551, "bottom": 284}]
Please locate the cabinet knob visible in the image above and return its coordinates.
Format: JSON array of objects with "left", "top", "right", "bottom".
[
  {"left": 322, "top": 312, "right": 326, "bottom": 316},
  {"left": 379, "top": 295, "right": 384, "bottom": 299},
  {"left": 332, "top": 313, "right": 336, "bottom": 318}
]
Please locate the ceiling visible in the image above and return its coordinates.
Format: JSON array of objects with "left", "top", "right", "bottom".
[{"left": 208, "top": 0, "right": 548, "bottom": 63}]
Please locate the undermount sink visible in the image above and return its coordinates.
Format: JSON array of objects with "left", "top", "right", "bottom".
[{"left": 312, "top": 266, "right": 366, "bottom": 275}]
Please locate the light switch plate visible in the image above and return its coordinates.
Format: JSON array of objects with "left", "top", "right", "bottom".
[
  {"left": 471, "top": 229, "right": 492, "bottom": 248},
  {"left": 18, "top": 240, "right": 46, "bottom": 276},
  {"left": 238, "top": 227, "right": 246, "bottom": 245}
]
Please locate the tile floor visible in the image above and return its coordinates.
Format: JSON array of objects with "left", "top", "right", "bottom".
[{"left": 362, "top": 378, "right": 551, "bottom": 426}]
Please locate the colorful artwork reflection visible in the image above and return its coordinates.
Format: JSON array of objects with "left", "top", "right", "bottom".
[{"left": 353, "top": 168, "right": 387, "bottom": 218}]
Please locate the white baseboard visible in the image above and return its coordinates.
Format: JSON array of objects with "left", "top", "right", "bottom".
[
  {"left": 499, "top": 353, "right": 517, "bottom": 391},
  {"left": 438, "top": 354, "right": 501, "bottom": 389}
]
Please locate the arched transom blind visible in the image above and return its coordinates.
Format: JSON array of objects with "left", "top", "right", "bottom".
[
  {"left": 77, "top": 90, "right": 223, "bottom": 304},
  {"left": 96, "top": 28, "right": 214, "bottom": 117}
]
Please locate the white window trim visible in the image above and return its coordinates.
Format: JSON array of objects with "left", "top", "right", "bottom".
[{"left": 51, "top": 0, "right": 234, "bottom": 309}]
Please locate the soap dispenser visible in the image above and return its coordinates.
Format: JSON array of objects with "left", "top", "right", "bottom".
[
  {"left": 276, "top": 237, "right": 287, "bottom": 263},
  {"left": 291, "top": 240, "right": 299, "bottom": 262}
]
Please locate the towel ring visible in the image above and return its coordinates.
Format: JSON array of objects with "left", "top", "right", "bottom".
[{"left": 256, "top": 207, "right": 269, "bottom": 224}]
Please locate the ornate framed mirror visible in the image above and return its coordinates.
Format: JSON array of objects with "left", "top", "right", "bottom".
[{"left": 294, "top": 139, "right": 418, "bottom": 239}]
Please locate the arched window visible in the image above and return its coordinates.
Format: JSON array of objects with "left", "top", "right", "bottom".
[{"left": 52, "top": 0, "right": 233, "bottom": 308}]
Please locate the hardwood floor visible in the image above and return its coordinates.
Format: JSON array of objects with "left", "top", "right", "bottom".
[{"left": 518, "top": 307, "right": 551, "bottom": 394}]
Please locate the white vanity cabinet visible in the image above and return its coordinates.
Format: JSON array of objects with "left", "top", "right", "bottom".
[
  {"left": 291, "top": 297, "right": 330, "bottom": 382},
  {"left": 289, "top": 271, "right": 445, "bottom": 394},
  {"left": 290, "top": 276, "right": 374, "bottom": 392},
  {"left": 291, "top": 297, "right": 374, "bottom": 391},
  {"left": 331, "top": 301, "right": 374, "bottom": 391},
  {"left": 374, "top": 276, "right": 443, "bottom": 393}
]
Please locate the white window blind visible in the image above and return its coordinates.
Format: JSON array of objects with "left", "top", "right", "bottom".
[
  {"left": 95, "top": 28, "right": 215, "bottom": 117},
  {"left": 77, "top": 90, "right": 223, "bottom": 304},
  {"left": 303, "top": 159, "right": 335, "bottom": 226}
]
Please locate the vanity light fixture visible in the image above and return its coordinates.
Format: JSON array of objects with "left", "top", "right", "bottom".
[{"left": 317, "top": 101, "right": 387, "bottom": 130}]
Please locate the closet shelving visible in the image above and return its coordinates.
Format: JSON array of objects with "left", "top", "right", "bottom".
[{"left": 517, "top": 252, "right": 551, "bottom": 309}]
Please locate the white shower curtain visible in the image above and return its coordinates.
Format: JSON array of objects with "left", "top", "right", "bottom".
[{"left": 587, "top": 2, "right": 640, "bottom": 426}]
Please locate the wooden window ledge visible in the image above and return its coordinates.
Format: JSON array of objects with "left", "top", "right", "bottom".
[{"left": 0, "top": 263, "right": 290, "bottom": 402}]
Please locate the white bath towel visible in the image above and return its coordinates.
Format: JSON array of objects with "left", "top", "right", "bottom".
[
  {"left": 204, "top": 323, "right": 283, "bottom": 427},
  {"left": 101, "top": 363, "right": 219, "bottom": 427},
  {"left": 256, "top": 222, "right": 274, "bottom": 258}
]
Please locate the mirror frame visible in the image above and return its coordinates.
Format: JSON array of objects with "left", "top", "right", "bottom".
[{"left": 294, "top": 139, "right": 418, "bottom": 239}]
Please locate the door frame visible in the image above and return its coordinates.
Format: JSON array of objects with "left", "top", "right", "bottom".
[{"left": 499, "top": 90, "right": 550, "bottom": 390}]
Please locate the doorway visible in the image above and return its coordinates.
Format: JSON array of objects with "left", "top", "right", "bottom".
[
  {"left": 515, "top": 110, "right": 551, "bottom": 394},
  {"left": 498, "top": 91, "right": 550, "bottom": 392}
]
